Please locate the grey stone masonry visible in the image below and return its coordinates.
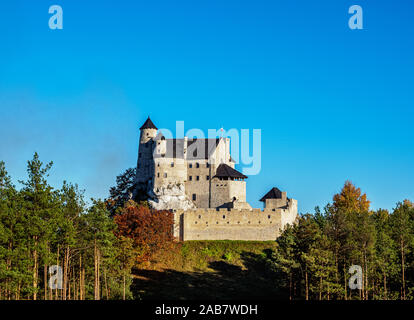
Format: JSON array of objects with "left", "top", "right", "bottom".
[{"left": 135, "top": 117, "right": 298, "bottom": 241}]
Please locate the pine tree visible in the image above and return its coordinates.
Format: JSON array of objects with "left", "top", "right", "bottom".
[
  {"left": 116, "top": 236, "right": 137, "bottom": 300},
  {"left": 18, "top": 153, "right": 59, "bottom": 300},
  {"left": 0, "top": 161, "right": 20, "bottom": 299},
  {"left": 107, "top": 168, "right": 137, "bottom": 216},
  {"left": 372, "top": 209, "right": 398, "bottom": 299},
  {"left": 57, "top": 182, "right": 86, "bottom": 300},
  {"left": 390, "top": 202, "right": 413, "bottom": 300},
  {"left": 82, "top": 200, "right": 118, "bottom": 300},
  {"left": 273, "top": 225, "right": 299, "bottom": 299}
]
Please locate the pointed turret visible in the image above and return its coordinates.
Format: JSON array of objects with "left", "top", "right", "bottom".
[
  {"left": 260, "top": 187, "right": 288, "bottom": 209},
  {"left": 136, "top": 117, "right": 158, "bottom": 184},
  {"left": 140, "top": 116, "right": 158, "bottom": 130},
  {"left": 139, "top": 116, "right": 158, "bottom": 144}
]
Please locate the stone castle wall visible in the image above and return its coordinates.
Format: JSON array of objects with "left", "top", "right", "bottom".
[
  {"left": 185, "top": 159, "right": 211, "bottom": 208},
  {"left": 209, "top": 178, "right": 247, "bottom": 208},
  {"left": 137, "top": 118, "right": 298, "bottom": 241},
  {"left": 281, "top": 199, "right": 298, "bottom": 227},
  {"left": 153, "top": 158, "right": 187, "bottom": 190},
  {"left": 173, "top": 200, "right": 297, "bottom": 241}
]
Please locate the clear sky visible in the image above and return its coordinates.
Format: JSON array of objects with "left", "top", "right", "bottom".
[{"left": 0, "top": 0, "right": 413, "bottom": 213}]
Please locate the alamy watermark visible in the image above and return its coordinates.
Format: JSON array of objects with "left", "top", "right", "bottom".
[
  {"left": 47, "top": 5, "right": 363, "bottom": 31},
  {"left": 48, "top": 265, "right": 63, "bottom": 289},
  {"left": 49, "top": 5, "right": 63, "bottom": 30},
  {"left": 348, "top": 265, "right": 363, "bottom": 290},
  {"left": 152, "top": 121, "right": 262, "bottom": 176},
  {"left": 348, "top": 5, "right": 363, "bottom": 30}
]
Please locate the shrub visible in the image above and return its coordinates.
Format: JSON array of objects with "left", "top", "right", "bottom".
[
  {"left": 223, "top": 252, "right": 233, "bottom": 261},
  {"left": 114, "top": 201, "right": 174, "bottom": 263}
]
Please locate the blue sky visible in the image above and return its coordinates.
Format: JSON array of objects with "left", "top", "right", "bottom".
[{"left": 0, "top": 0, "right": 413, "bottom": 213}]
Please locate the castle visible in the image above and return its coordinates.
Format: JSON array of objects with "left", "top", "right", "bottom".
[{"left": 135, "top": 117, "right": 297, "bottom": 241}]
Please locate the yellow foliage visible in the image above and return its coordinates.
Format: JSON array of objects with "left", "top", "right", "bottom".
[
  {"left": 403, "top": 199, "right": 413, "bottom": 207},
  {"left": 333, "top": 180, "right": 370, "bottom": 213}
]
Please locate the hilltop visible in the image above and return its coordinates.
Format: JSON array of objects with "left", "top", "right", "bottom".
[{"left": 131, "top": 240, "right": 283, "bottom": 300}]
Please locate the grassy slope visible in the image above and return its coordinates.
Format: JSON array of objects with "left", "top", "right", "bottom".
[{"left": 132, "top": 240, "right": 284, "bottom": 300}]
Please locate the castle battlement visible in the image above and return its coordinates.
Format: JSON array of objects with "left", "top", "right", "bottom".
[
  {"left": 172, "top": 199, "right": 297, "bottom": 241},
  {"left": 174, "top": 207, "right": 284, "bottom": 214},
  {"left": 171, "top": 198, "right": 297, "bottom": 215}
]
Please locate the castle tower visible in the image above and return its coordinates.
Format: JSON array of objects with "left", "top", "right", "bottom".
[
  {"left": 136, "top": 117, "right": 158, "bottom": 184},
  {"left": 139, "top": 116, "right": 158, "bottom": 144},
  {"left": 260, "top": 187, "right": 288, "bottom": 209}
]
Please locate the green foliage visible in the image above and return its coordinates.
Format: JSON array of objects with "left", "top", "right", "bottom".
[
  {"left": 0, "top": 154, "right": 135, "bottom": 300},
  {"left": 272, "top": 195, "right": 414, "bottom": 300},
  {"left": 223, "top": 252, "right": 233, "bottom": 261},
  {"left": 1, "top": 156, "right": 414, "bottom": 301},
  {"left": 176, "top": 240, "right": 277, "bottom": 271},
  {"left": 107, "top": 167, "right": 137, "bottom": 216},
  {"left": 201, "top": 247, "right": 219, "bottom": 258}
]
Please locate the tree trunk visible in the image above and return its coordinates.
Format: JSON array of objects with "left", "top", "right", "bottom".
[
  {"left": 44, "top": 264, "right": 48, "bottom": 300},
  {"left": 94, "top": 239, "right": 97, "bottom": 299},
  {"left": 327, "top": 283, "right": 330, "bottom": 300},
  {"left": 364, "top": 249, "right": 368, "bottom": 300},
  {"left": 82, "top": 268, "right": 85, "bottom": 300},
  {"left": 319, "top": 276, "right": 322, "bottom": 300},
  {"left": 344, "top": 263, "right": 347, "bottom": 300},
  {"left": 104, "top": 268, "right": 109, "bottom": 300},
  {"left": 6, "top": 240, "right": 13, "bottom": 300},
  {"left": 361, "top": 253, "right": 365, "bottom": 300},
  {"left": 123, "top": 274, "right": 126, "bottom": 300},
  {"left": 335, "top": 250, "right": 339, "bottom": 284},
  {"left": 68, "top": 264, "right": 71, "bottom": 300},
  {"left": 72, "top": 266, "right": 75, "bottom": 300},
  {"left": 305, "top": 271, "right": 309, "bottom": 300},
  {"left": 55, "top": 246, "right": 58, "bottom": 300},
  {"left": 97, "top": 248, "right": 100, "bottom": 300},
  {"left": 33, "top": 236, "right": 38, "bottom": 300},
  {"left": 48, "top": 245, "right": 52, "bottom": 300},
  {"left": 63, "top": 246, "right": 70, "bottom": 300},
  {"left": 401, "top": 239, "right": 405, "bottom": 300},
  {"left": 79, "top": 255, "right": 83, "bottom": 300},
  {"left": 94, "top": 238, "right": 100, "bottom": 300},
  {"left": 294, "top": 281, "right": 296, "bottom": 298}
]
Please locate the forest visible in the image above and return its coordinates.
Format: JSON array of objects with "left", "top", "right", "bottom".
[
  {"left": 272, "top": 183, "right": 414, "bottom": 300},
  {"left": 0, "top": 153, "right": 413, "bottom": 300},
  {"left": 0, "top": 153, "right": 172, "bottom": 300}
]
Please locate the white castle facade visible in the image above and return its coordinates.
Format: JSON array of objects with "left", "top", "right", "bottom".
[{"left": 134, "top": 117, "right": 297, "bottom": 241}]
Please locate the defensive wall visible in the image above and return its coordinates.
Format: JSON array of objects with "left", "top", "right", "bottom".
[{"left": 173, "top": 199, "right": 297, "bottom": 241}]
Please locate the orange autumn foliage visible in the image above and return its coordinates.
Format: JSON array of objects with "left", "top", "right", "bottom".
[
  {"left": 333, "top": 180, "right": 370, "bottom": 213},
  {"left": 403, "top": 199, "right": 413, "bottom": 207},
  {"left": 114, "top": 201, "right": 174, "bottom": 263}
]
